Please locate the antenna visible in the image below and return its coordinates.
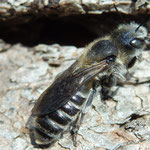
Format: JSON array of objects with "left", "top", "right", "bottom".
[
  {"left": 113, "top": 4, "right": 126, "bottom": 24},
  {"left": 130, "top": 0, "right": 137, "bottom": 8},
  {"left": 135, "top": 15, "right": 149, "bottom": 32},
  {"left": 135, "top": 24, "right": 142, "bottom": 32}
]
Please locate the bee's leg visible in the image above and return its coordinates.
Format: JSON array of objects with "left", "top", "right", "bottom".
[
  {"left": 70, "top": 88, "right": 96, "bottom": 146},
  {"left": 101, "top": 86, "right": 119, "bottom": 101},
  {"left": 70, "top": 112, "right": 82, "bottom": 146},
  {"left": 100, "top": 74, "right": 117, "bottom": 100}
]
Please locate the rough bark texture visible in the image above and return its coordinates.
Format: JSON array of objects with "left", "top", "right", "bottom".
[
  {"left": 0, "top": 0, "right": 150, "bottom": 21},
  {"left": 0, "top": 0, "right": 150, "bottom": 150}
]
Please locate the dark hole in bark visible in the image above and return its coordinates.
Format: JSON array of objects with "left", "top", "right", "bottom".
[{"left": 0, "top": 13, "right": 149, "bottom": 47}]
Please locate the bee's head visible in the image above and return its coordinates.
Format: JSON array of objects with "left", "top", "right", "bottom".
[
  {"left": 80, "top": 22, "right": 149, "bottom": 81},
  {"left": 111, "top": 22, "right": 148, "bottom": 68}
]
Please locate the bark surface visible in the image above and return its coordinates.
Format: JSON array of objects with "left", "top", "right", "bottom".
[{"left": 0, "top": 0, "right": 150, "bottom": 150}]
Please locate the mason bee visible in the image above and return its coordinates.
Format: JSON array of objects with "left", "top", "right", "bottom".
[{"left": 26, "top": 22, "right": 149, "bottom": 148}]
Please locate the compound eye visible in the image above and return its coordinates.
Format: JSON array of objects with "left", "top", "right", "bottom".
[{"left": 130, "top": 38, "right": 145, "bottom": 48}]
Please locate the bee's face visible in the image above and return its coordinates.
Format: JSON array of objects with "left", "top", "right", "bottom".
[{"left": 111, "top": 23, "right": 148, "bottom": 66}]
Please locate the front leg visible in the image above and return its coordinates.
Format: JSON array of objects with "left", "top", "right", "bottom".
[{"left": 100, "top": 74, "right": 117, "bottom": 100}]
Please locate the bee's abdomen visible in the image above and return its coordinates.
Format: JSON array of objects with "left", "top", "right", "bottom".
[
  {"left": 71, "top": 94, "right": 86, "bottom": 106},
  {"left": 61, "top": 101, "right": 79, "bottom": 116},
  {"left": 37, "top": 116, "right": 63, "bottom": 135},
  {"left": 48, "top": 110, "right": 72, "bottom": 126},
  {"left": 30, "top": 93, "right": 86, "bottom": 148}
]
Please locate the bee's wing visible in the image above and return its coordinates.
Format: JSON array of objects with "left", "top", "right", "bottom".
[{"left": 32, "top": 59, "right": 111, "bottom": 116}]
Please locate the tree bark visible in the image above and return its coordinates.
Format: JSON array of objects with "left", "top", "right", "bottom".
[{"left": 0, "top": 0, "right": 150, "bottom": 150}]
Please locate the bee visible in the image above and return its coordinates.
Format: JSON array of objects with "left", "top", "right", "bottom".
[{"left": 26, "top": 22, "right": 149, "bottom": 148}]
